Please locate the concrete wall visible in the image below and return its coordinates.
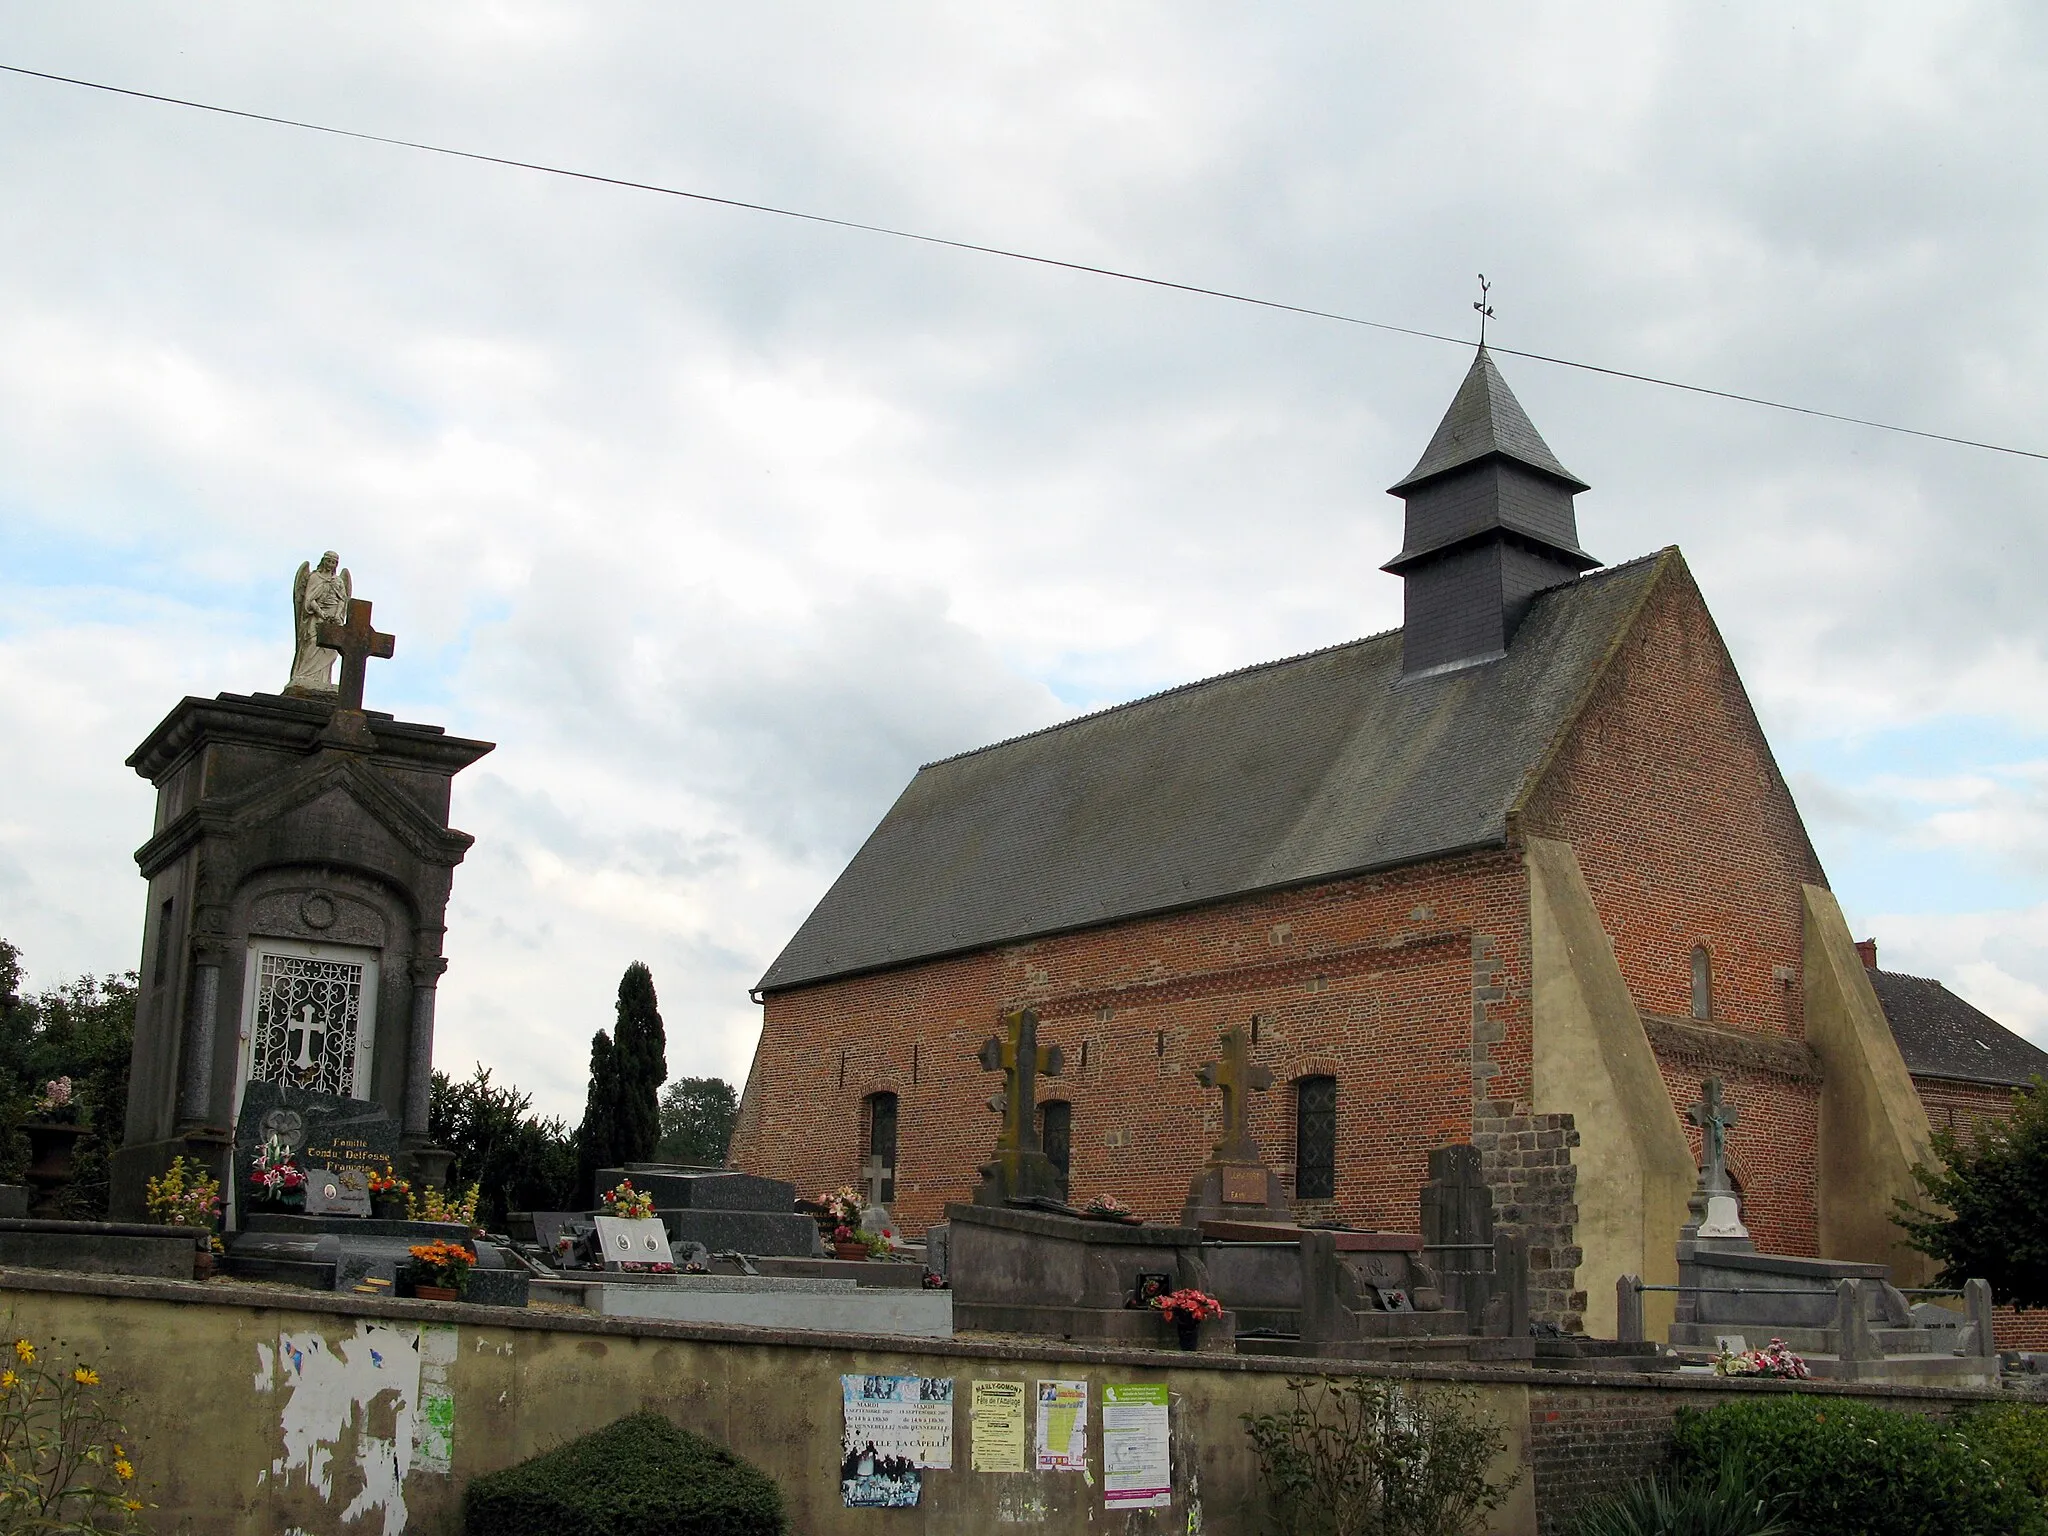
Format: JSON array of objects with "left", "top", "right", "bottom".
[
  {"left": 1804, "top": 884, "right": 1939, "bottom": 1286},
  {"left": 0, "top": 1272, "right": 2009, "bottom": 1536},
  {"left": 1526, "top": 837, "right": 1695, "bottom": 1340}
]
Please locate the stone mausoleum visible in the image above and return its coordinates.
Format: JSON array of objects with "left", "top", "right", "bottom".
[
  {"left": 733, "top": 346, "right": 1999, "bottom": 1337},
  {"left": 109, "top": 561, "right": 490, "bottom": 1218}
]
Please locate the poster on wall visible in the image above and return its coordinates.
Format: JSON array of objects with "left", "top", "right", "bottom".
[
  {"left": 841, "top": 1374, "right": 955, "bottom": 1508},
  {"left": 970, "top": 1380, "right": 1028, "bottom": 1472},
  {"left": 1102, "top": 1383, "right": 1171, "bottom": 1509},
  {"left": 1035, "top": 1379, "right": 1089, "bottom": 1472}
]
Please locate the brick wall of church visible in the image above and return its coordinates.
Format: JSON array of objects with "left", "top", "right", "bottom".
[
  {"left": 1518, "top": 555, "right": 1826, "bottom": 1259},
  {"left": 736, "top": 851, "right": 1540, "bottom": 1268}
]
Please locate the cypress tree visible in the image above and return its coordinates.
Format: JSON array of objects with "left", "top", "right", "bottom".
[
  {"left": 574, "top": 1029, "right": 621, "bottom": 1205},
  {"left": 611, "top": 962, "right": 668, "bottom": 1164}
]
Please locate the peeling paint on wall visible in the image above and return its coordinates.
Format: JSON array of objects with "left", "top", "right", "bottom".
[{"left": 253, "top": 1321, "right": 454, "bottom": 1535}]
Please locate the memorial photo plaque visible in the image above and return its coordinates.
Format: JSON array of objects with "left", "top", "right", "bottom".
[
  {"left": 304, "top": 1165, "right": 371, "bottom": 1217},
  {"left": 593, "top": 1215, "right": 674, "bottom": 1270}
]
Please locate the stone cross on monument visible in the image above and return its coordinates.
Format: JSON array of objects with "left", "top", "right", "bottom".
[
  {"left": 971, "top": 1007, "right": 1066, "bottom": 1207},
  {"left": 1687, "top": 1077, "right": 1739, "bottom": 1193},
  {"left": 1196, "top": 1023, "right": 1274, "bottom": 1163},
  {"left": 315, "top": 598, "right": 396, "bottom": 713},
  {"left": 860, "top": 1155, "right": 890, "bottom": 1209},
  {"left": 1182, "top": 1020, "right": 1291, "bottom": 1226}
]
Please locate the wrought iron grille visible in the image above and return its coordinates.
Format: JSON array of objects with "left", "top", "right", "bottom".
[
  {"left": 1295, "top": 1075, "right": 1338, "bottom": 1199},
  {"left": 250, "top": 952, "right": 365, "bottom": 1097}
]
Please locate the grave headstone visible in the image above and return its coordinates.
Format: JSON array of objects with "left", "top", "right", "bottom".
[
  {"left": 1181, "top": 1023, "right": 1290, "bottom": 1225},
  {"left": 594, "top": 1216, "right": 676, "bottom": 1271},
  {"left": 233, "top": 1081, "right": 399, "bottom": 1218},
  {"left": 972, "top": 1007, "right": 1066, "bottom": 1207}
]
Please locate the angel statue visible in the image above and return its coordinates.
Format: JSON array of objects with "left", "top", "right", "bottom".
[{"left": 284, "top": 551, "right": 351, "bottom": 696}]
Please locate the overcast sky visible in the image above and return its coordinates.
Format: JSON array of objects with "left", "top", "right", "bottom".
[{"left": 4, "top": 5, "right": 2047, "bottom": 1121}]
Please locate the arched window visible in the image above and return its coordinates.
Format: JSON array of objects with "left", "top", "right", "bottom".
[
  {"left": 1295, "top": 1076, "right": 1337, "bottom": 1200},
  {"left": 863, "top": 1091, "right": 898, "bottom": 1205},
  {"left": 1690, "top": 945, "right": 1713, "bottom": 1021},
  {"left": 1039, "top": 1100, "right": 1072, "bottom": 1202}
]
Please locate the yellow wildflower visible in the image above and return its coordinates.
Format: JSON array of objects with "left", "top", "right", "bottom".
[
  {"left": 124, "top": 1499, "right": 143, "bottom": 1512},
  {"left": 115, "top": 1458, "right": 134, "bottom": 1481},
  {"left": 0, "top": 1370, "right": 16, "bottom": 1390},
  {"left": 72, "top": 1366, "right": 99, "bottom": 1387},
  {"left": 12, "top": 1339, "right": 33, "bottom": 1363}
]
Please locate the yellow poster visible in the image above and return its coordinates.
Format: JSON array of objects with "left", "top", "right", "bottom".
[{"left": 970, "top": 1380, "right": 1028, "bottom": 1472}]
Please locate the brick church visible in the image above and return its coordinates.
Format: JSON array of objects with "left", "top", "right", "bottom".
[{"left": 730, "top": 347, "right": 2042, "bottom": 1336}]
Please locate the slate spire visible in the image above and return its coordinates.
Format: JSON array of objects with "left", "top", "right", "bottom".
[{"left": 1384, "top": 347, "right": 1599, "bottom": 675}]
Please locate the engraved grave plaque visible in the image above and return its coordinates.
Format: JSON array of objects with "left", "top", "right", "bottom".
[
  {"left": 593, "top": 1215, "right": 674, "bottom": 1271},
  {"left": 1221, "top": 1166, "right": 1268, "bottom": 1204}
]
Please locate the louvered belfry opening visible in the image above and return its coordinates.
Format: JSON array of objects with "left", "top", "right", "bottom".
[{"left": 1384, "top": 347, "right": 1600, "bottom": 675}]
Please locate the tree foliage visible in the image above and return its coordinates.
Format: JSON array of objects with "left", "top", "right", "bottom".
[
  {"left": 1896, "top": 1078, "right": 2048, "bottom": 1307},
  {"left": 612, "top": 963, "right": 667, "bottom": 1166},
  {"left": 429, "top": 1066, "right": 577, "bottom": 1230},
  {"left": 0, "top": 938, "right": 136, "bottom": 1218},
  {"left": 574, "top": 1030, "right": 622, "bottom": 1206},
  {"left": 657, "top": 1077, "right": 738, "bottom": 1166}
]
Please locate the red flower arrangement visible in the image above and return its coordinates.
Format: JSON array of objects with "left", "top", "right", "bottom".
[
  {"left": 1149, "top": 1288, "right": 1224, "bottom": 1324},
  {"left": 248, "top": 1135, "right": 306, "bottom": 1206}
]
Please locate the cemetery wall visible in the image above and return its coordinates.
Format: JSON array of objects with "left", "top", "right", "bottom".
[
  {"left": 0, "top": 1272, "right": 2010, "bottom": 1536},
  {"left": 741, "top": 850, "right": 1541, "bottom": 1250},
  {"left": 1517, "top": 557, "right": 1825, "bottom": 1261}
]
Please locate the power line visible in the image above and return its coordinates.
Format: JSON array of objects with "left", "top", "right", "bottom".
[{"left": 3, "top": 59, "right": 2044, "bottom": 467}]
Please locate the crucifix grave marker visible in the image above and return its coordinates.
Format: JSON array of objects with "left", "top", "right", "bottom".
[
  {"left": 1196, "top": 1022, "right": 1274, "bottom": 1164},
  {"left": 1687, "top": 1077, "right": 1739, "bottom": 1193},
  {"left": 315, "top": 598, "right": 396, "bottom": 713},
  {"left": 860, "top": 1155, "right": 890, "bottom": 1209},
  {"left": 970, "top": 1007, "right": 1067, "bottom": 1207}
]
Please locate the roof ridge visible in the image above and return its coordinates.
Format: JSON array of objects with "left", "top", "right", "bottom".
[{"left": 921, "top": 554, "right": 1669, "bottom": 772}]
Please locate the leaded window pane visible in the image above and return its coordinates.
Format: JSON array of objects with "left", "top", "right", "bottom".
[
  {"left": 251, "top": 952, "right": 366, "bottom": 1098},
  {"left": 1296, "top": 1076, "right": 1338, "bottom": 1199},
  {"left": 1039, "top": 1100, "right": 1072, "bottom": 1201}
]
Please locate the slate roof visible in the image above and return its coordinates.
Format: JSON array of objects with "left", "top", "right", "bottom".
[
  {"left": 757, "top": 549, "right": 1671, "bottom": 993},
  {"left": 1387, "top": 346, "right": 1590, "bottom": 495},
  {"left": 1870, "top": 969, "right": 2048, "bottom": 1088}
]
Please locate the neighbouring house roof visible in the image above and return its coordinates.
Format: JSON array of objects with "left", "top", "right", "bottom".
[
  {"left": 756, "top": 549, "right": 1672, "bottom": 994},
  {"left": 1870, "top": 968, "right": 2048, "bottom": 1089}
]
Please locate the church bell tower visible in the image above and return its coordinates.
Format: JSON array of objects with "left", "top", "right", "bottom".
[{"left": 1384, "top": 347, "right": 1599, "bottom": 675}]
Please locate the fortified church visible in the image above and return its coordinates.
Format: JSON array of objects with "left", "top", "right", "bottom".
[{"left": 732, "top": 348, "right": 2040, "bottom": 1336}]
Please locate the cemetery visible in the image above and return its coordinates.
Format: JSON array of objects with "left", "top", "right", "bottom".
[{"left": 2, "top": 369, "right": 2046, "bottom": 1534}]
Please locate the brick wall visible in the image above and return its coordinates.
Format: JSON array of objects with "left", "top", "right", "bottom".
[
  {"left": 1519, "top": 555, "right": 1826, "bottom": 1258},
  {"left": 1473, "top": 1103, "right": 1584, "bottom": 1330},
  {"left": 734, "top": 852, "right": 1542, "bottom": 1272}
]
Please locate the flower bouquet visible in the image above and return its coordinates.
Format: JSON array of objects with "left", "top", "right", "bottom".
[
  {"left": 1084, "top": 1193, "right": 1139, "bottom": 1224},
  {"left": 403, "top": 1239, "right": 475, "bottom": 1301},
  {"left": 601, "top": 1180, "right": 655, "bottom": 1220},
  {"left": 28, "top": 1077, "right": 84, "bottom": 1127},
  {"left": 367, "top": 1164, "right": 412, "bottom": 1221},
  {"left": 248, "top": 1135, "right": 307, "bottom": 1210},
  {"left": 1712, "top": 1337, "right": 1810, "bottom": 1379},
  {"left": 1150, "top": 1287, "right": 1224, "bottom": 1349}
]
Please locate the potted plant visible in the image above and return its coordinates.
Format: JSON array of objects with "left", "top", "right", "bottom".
[
  {"left": 600, "top": 1180, "right": 655, "bottom": 1220},
  {"left": 143, "top": 1156, "right": 222, "bottom": 1279},
  {"left": 367, "top": 1165, "right": 411, "bottom": 1222},
  {"left": 20, "top": 1078, "right": 88, "bottom": 1217},
  {"left": 402, "top": 1239, "right": 475, "bottom": 1301},
  {"left": 1150, "top": 1287, "right": 1224, "bottom": 1350},
  {"left": 246, "top": 1135, "right": 307, "bottom": 1213},
  {"left": 831, "top": 1223, "right": 869, "bottom": 1262}
]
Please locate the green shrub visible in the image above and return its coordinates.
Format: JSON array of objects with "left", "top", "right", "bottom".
[
  {"left": 1953, "top": 1402, "right": 2048, "bottom": 1499},
  {"left": 462, "top": 1411, "right": 785, "bottom": 1536},
  {"left": 1670, "top": 1395, "right": 2045, "bottom": 1536},
  {"left": 1566, "top": 1458, "right": 1788, "bottom": 1536},
  {"left": 1240, "top": 1376, "right": 1513, "bottom": 1536}
]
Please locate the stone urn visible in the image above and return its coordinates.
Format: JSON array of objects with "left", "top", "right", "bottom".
[{"left": 21, "top": 1121, "right": 87, "bottom": 1218}]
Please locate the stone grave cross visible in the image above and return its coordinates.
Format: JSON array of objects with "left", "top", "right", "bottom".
[
  {"left": 288, "top": 1003, "right": 327, "bottom": 1072},
  {"left": 1196, "top": 1022, "right": 1273, "bottom": 1162},
  {"left": 977, "top": 1006, "right": 1063, "bottom": 1155},
  {"left": 1687, "top": 1077, "right": 1740, "bottom": 1193},
  {"left": 315, "top": 598, "right": 396, "bottom": 713},
  {"left": 860, "top": 1154, "right": 890, "bottom": 1209}
]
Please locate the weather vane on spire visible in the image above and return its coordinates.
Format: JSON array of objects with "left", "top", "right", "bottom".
[{"left": 1473, "top": 274, "right": 1494, "bottom": 347}]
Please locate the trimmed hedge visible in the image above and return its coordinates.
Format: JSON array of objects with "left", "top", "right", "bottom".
[
  {"left": 1954, "top": 1402, "right": 2048, "bottom": 1500},
  {"left": 462, "top": 1411, "right": 785, "bottom": 1536},
  {"left": 1670, "top": 1395, "right": 2045, "bottom": 1536}
]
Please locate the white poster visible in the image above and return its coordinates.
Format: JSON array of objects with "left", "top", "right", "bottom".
[
  {"left": 841, "top": 1374, "right": 954, "bottom": 1509},
  {"left": 1034, "top": 1379, "right": 1089, "bottom": 1472},
  {"left": 1102, "top": 1383, "right": 1171, "bottom": 1509}
]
